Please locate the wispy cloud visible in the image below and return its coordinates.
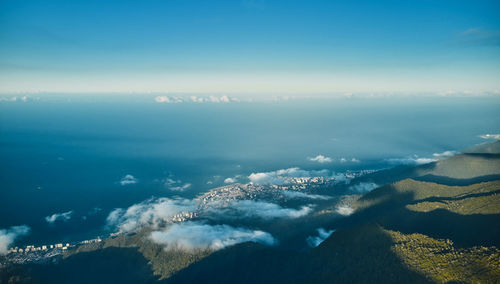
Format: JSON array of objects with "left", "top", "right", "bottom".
[
  {"left": 458, "top": 28, "right": 500, "bottom": 46},
  {"left": 479, "top": 134, "right": 500, "bottom": 140},
  {"left": 306, "top": 228, "right": 335, "bottom": 248},
  {"left": 120, "top": 174, "right": 138, "bottom": 186},
  {"left": 150, "top": 222, "right": 276, "bottom": 251},
  {"left": 432, "top": 150, "right": 458, "bottom": 159},
  {"left": 349, "top": 182, "right": 378, "bottom": 193},
  {"left": 0, "top": 225, "right": 30, "bottom": 254},
  {"left": 45, "top": 210, "right": 73, "bottom": 224},
  {"left": 308, "top": 155, "right": 332, "bottom": 163},
  {"left": 281, "top": 191, "right": 331, "bottom": 200},
  {"left": 335, "top": 204, "right": 354, "bottom": 216},
  {"left": 163, "top": 178, "right": 192, "bottom": 192}
]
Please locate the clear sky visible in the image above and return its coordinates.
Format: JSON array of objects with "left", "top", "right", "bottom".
[{"left": 0, "top": 0, "right": 499, "bottom": 94}]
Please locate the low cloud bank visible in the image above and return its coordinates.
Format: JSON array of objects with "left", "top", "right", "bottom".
[
  {"left": 220, "top": 200, "right": 313, "bottom": 219},
  {"left": 349, "top": 182, "right": 378, "bottom": 193},
  {"left": 150, "top": 222, "right": 276, "bottom": 251},
  {"left": 248, "top": 167, "right": 329, "bottom": 185},
  {"left": 107, "top": 198, "right": 197, "bottom": 233},
  {"left": 306, "top": 228, "right": 335, "bottom": 248},
  {"left": 0, "top": 225, "right": 30, "bottom": 254},
  {"left": 45, "top": 211, "right": 73, "bottom": 224},
  {"left": 120, "top": 174, "right": 138, "bottom": 186},
  {"left": 281, "top": 191, "right": 331, "bottom": 200},
  {"left": 308, "top": 155, "right": 332, "bottom": 163}
]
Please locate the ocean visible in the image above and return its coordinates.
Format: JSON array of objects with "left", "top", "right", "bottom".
[{"left": 1, "top": 95, "right": 499, "bottom": 245}]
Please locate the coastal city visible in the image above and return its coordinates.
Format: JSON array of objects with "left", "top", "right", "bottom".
[{"left": 1, "top": 238, "right": 103, "bottom": 266}]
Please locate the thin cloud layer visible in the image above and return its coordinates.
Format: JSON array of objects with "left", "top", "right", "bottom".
[
  {"left": 120, "top": 174, "right": 138, "bottom": 186},
  {"left": 306, "top": 228, "right": 335, "bottom": 248},
  {"left": 349, "top": 182, "right": 378, "bottom": 193},
  {"left": 386, "top": 156, "right": 436, "bottom": 166},
  {"left": 281, "top": 191, "right": 331, "bottom": 200},
  {"left": 163, "top": 178, "right": 191, "bottom": 192},
  {"left": 45, "top": 210, "right": 73, "bottom": 224},
  {"left": 150, "top": 222, "right": 276, "bottom": 251},
  {"left": 308, "top": 155, "right": 332, "bottom": 163},
  {"left": 0, "top": 225, "right": 30, "bottom": 254},
  {"left": 335, "top": 205, "right": 354, "bottom": 216}
]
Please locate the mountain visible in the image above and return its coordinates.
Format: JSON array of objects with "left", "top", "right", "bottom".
[{"left": 2, "top": 141, "right": 499, "bottom": 283}]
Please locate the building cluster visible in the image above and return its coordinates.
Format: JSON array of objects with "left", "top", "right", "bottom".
[
  {"left": 171, "top": 211, "right": 197, "bottom": 222},
  {"left": 80, "top": 237, "right": 102, "bottom": 245},
  {"left": 8, "top": 243, "right": 71, "bottom": 254}
]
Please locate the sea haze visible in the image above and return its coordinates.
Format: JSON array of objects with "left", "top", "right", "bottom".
[{"left": 0, "top": 96, "right": 499, "bottom": 245}]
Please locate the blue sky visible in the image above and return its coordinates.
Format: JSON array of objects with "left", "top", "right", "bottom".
[{"left": 0, "top": 0, "right": 499, "bottom": 94}]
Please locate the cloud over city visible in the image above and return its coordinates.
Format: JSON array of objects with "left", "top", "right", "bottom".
[
  {"left": 107, "top": 198, "right": 197, "bottom": 233},
  {"left": 248, "top": 167, "right": 330, "bottom": 185}
]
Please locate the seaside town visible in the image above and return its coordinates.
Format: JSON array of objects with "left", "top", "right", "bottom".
[{"left": 1, "top": 238, "right": 103, "bottom": 266}]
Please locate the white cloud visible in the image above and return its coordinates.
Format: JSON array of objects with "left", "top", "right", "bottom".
[
  {"left": 218, "top": 200, "right": 313, "bottom": 219},
  {"left": 120, "top": 174, "right": 138, "bottom": 186},
  {"left": 308, "top": 155, "right": 332, "bottom": 163},
  {"left": 224, "top": 177, "right": 237, "bottom": 184},
  {"left": 340, "top": 158, "right": 347, "bottom": 163},
  {"left": 0, "top": 225, "right": 30, "bottom": 254},
  {"left": 154, "top": 96, "right": 184, "bottom": 103},
  {"left": 349, "top": 182, "right": 378, "bottom": 193},
  {"left": 432, "top": 150, "right": 458, "bottom": 159},
  {"left": 106, "top": 197, "right": 197, "bottom": 233},
  {"left": 351, "top": 158, "right": 360, "bottom": 163},
  {"left": 281, "top": 191, "right": 331, "bottom": 200},
  {"left": 155, "top": 96, "right": 171, "bottom": 103},
  {"left": 150, "top": 222, "right": 276, "bottom": 251},
  {"left": 170, "top": 183, "right": 192, "bottom": 192},
  {"left": 479, "top": 134, "right": 500, "bottom": 140},
  {"left": 45, "top": 210, "right": 73, "bottom": 224},
  {"left": 335, "top": 205, "right": 354, "bottom": 216},
  {"left": 163, "top": 177, "right": 191, "bottom": 192},
  {"left": 306, "top": 228, "right": 335, "bottom": 248},
  {"left": 248, "top": 167, "right": 330, "bottom": 185}
]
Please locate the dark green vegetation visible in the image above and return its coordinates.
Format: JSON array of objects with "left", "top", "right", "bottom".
[{"left": 2, "top": 141, "right": 499, "bottom": 283}]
